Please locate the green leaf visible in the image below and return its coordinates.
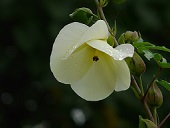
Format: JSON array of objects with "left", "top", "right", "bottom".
[
  {"left": 133, "top": 42, "right": 170, "bottom": 53},
  {"left": 153, "top": 53, "right": 163, "bottom": 62},
  {"left": 153, "top": 53, "right": 170, "bottom": 68},
  {"left": 133, "top": 42, "right": 154, "bottom": 47},
  {"left": 146, "top": 46, "right": 170, "bottom": 52},
  {"left": 143, "top": 50, "right": 154, "bottom": 60},
  {"left": 69, "top": 7, "right": 99, "bottom": 25},
  {"left": 157, "top": 80, "right": 170, "bottom": 91},
  {"left": 138, "top": 115, "right": 157, "bottom": 128},
  {"left": 133, "top": 41, "right": 170, "bottom": 68},
  {"left": 158, "top": 62, "right": 170, "bottom": 68}
]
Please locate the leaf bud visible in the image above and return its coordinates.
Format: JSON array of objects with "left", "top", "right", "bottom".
[
  {"left": 146, "top": 82, "right": 163, "bottom": 108},
  {"left": 125, "top": 52, "right": 146, "bottom": 76}
]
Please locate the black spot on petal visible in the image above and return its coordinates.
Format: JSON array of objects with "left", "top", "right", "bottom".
[{"left": 93, "top": 56, "right": 99, "bottom": 61}]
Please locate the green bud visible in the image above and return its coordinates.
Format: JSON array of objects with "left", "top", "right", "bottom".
[
  {"left": 139, "top": 115, "right": 157, "bottom": 128},
  {"left": 146, "top": 82, "right": 163, "bottom": 108},
  {"left": 131, "top": 31, "right": 139, "bottom": 42},
  {"left": 125, "top": 52, "right": 146, "bottom": 76},
  {"left": 124, "top": 31, "right": 134, "bottom": 40},
  {"left": 69, "top": 8, "right": 96, "bottom": 25},
  {"left": 125, "top": 31, "right": 139, "bottom": 42},
  {"left": 118, "top": 31, "right": 139, "bottom": 44},
  {"left": 107, "top": 35, "right": 114, "bottom": 46}
]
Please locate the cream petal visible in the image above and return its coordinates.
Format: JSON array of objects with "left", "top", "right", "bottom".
[
  {"left": 87, "top": 40, "right": 134, "bottom": 60},
  {"left": 71, "top": 52, "right": 116, "bottom": 101},
  {"left": 114, "top": 44, "right": 134, "bottom": 58},
  {"left": 114, "top": 60, "right": 131, "bottom": 91},
  {"left": 51, "top": 22, "right": 89, "bottom": 60},
  {"left": 50, "top": 44, "right": 95, "bottom": 84},
  {"left": 80, "top": 20, "right": 109, "bottom": 43}
]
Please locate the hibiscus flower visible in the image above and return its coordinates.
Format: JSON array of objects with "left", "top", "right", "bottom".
[{"left": 50, "top": 20, "right": 134, "bottom": 101}]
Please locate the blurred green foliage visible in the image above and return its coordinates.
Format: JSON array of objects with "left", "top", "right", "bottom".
[{"left": 0, "top": 0, "right": 170, "bottom": 128}]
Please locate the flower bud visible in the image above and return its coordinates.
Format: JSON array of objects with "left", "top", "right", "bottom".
[
  {"left": 124, "top": 31, "right": 133, "bottom": 40},
  {"left": 146, "top": 82, "right": 163, "bottom": 108},
  {"left": 125, "top": 31, "right": 139, "bottom": 42},
  {"left": 139, "top": 115, "right": 157, "bottom": 128},
  {"left": 131, "top": 31, "right": 139, "bottom": 42},
  {"left": 118, "top": 31, "right": 139, "bottom": 44},
  {"left": 125, "top": 52, "right": 146, "bottom": 76}
]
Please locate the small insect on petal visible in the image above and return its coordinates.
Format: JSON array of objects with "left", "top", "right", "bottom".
[{"left": 93, "top": 56, "right": 99, "bottom": 61}]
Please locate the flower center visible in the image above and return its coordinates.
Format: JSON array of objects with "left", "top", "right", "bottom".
[{"left": 93, "top": 56, "right": 99, "bottom": 61}]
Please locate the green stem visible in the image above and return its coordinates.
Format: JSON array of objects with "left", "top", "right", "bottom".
[
  {"left": 94, "top": 0, "right": 118, "bottom": 46},
  {"left": 153, "top": 107, "right": 157, "bottom": 125},
  {"left": 139, "top": 75, "right": 144, "bottom": 96},
  {"left": 131, "top": 75, "right": 141, "bottom": 98}
]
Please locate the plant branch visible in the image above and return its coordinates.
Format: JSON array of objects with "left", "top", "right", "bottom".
[
  {"left": 142, "top": 100, "right": 155, "bottom": 122},
  {"left": 131, "top": 75, "right": 154, "bottom": 122},
  {"left": 158, "top": 113, "right": 170, "bottom": 128}
]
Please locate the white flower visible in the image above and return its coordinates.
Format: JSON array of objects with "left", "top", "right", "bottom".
[{"left": 50, "top": 20, "right": 134, "bottom": 101}]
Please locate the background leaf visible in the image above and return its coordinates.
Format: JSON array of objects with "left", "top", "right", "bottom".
[{"left": 157, "top": 80, "right": 170, "bottom": 91}]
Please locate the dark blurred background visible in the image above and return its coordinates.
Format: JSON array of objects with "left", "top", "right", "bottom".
[{"left": 0, "top": 0, "right": 170, "bottom": 128}]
